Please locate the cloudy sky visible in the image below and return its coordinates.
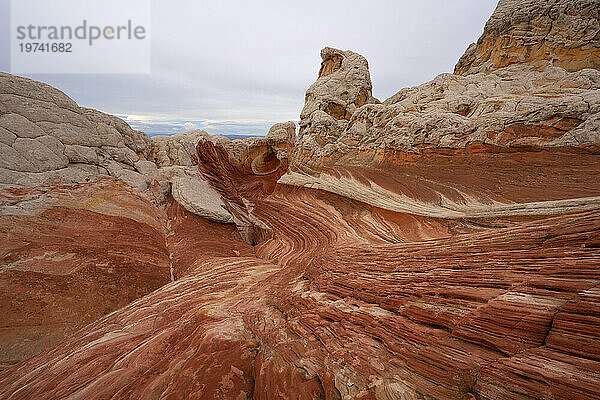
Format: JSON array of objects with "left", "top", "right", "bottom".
[{"left": 0, "top": 0, "right": 498, "bottom": 137}]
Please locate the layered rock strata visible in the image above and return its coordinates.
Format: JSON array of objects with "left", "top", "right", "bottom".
[
  {"left": 1, "top": 151, "right": 599, "bottom": 399},
  {"left": 0, "top": 73, "right": 296, "bottom": 367},
  {"left": 454, "top": 0, "right": 600, "bottom": 74},
  {"left": 1, "top": 0, "right": 600, "bottom": 399},
  {"left": 283, "top": 5, "right": 600, "bottom": 220}
]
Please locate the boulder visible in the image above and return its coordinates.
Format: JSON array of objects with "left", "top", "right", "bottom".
[{"left": 169, "top": 167, "right": 233, "bottom": 223}]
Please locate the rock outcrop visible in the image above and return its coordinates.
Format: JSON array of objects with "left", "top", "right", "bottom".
[
  {"left": 0, "top": 179, "right": 171, "bottom": 369},
  {"left": 217, "top": 121, "right": 296, "bottom": 176},
  {"left": 1, "top": 0, "right": 600, "bottom": 399},
  {"left": 282, "top": 58, "right": 600, "bottom": 222},
  {"left": 148, "top": 130, "right": 212, "bottom": 168},
  {"left": 0, "top": 73, "right": 297, "bottom": 366},
  {"left": 1, "top": 158, "right": 599, "bottom": 399},
  {"left": 0, "top": 73, "right": 152, "bottom": 189},
  {"left": 454, "top": 0, "right": 600, "bottom": 75},
  {"left": 289, "top": 52, "right": 600, "bottom": 172},
  {"left": 295, "top": 47, "right": 378, "bottom": 166},
  {"left": 0, "top": 71, "right": 296, "bottom": 224},
  {"left": 283, "top": 1, "right": 600, "bottom": 219}
]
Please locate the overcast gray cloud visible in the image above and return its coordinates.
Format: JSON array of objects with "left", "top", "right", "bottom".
[{"left": 0, "top": 0, "right": 498, "bottom": 136}]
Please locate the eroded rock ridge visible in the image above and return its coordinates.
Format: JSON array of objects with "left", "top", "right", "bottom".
[{"left": 1, "top": 0, "right": 600, "bottom": 399}]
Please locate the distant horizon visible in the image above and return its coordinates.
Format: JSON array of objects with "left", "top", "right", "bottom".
[
  {"left": 0, "top": 0, "right": 499, "bottom": 137},
  {"left": 116, "top": 115, "right": 295, "bottom": 137}
]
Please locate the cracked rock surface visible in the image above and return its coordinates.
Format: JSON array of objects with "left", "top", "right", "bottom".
[{"left": 1, "top": 0, "right": 600, "bottom": 399}]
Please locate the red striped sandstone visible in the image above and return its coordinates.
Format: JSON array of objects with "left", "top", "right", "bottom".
[{"left": 0, "top": 0, "right": 600, "bottom": 398}]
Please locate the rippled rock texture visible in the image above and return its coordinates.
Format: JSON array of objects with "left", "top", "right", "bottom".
[
  {"left": 1, "top": 0, "right": 600, "bottom": 399},
  {"left": 1, "top": 145, "right": 599, "bottom": 399}
]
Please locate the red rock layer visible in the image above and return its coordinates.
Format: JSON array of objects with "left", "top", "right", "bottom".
[
  {"left": 165, "top": 200, "right": 256, "bottom": 279},
  {"left": 0, "top": 141, "right": 598, "bottom": 400},
  {"left": 0, "top": 179, "right": 172, "bottom": 369},
  {"left": 354, "top": 150, "right": 600, "bottom": 205},
  {"left": 0, "top": 178, "right": 257, "bottom": 369}
]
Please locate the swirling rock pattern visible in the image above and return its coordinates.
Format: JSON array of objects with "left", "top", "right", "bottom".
[
  {"left": 0, "top": 179, "right": 172, "bottom": 369},
  {"left": 0, "top": 150, "right": 599, "bottom": 399},
  {"left": 1, "top": 0, "right": 600, "bottom": 399}
]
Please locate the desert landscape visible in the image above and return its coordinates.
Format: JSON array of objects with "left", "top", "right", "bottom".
[{"left": 0, "top": 0, "right": 599, "bottom": 398}]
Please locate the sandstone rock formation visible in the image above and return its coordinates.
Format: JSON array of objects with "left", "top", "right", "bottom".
[
  {"left": 0, "top": 179, "right": 172, "bottom": 368},
  {"left": 283, "top": 7, "right": 600, "bottom": 219},
  {"left": 148, "top": 129, "right": 209, "bottom": 167},
  {"left": 296, "top": 47, "right": 378, "bottom": 161},
  {"left": 0, "top": 73, "right": 152, "bottom": 189},
  {"left": 454, "top": 0, "right": 600, "bottom": 75},
  {"left": 1, "top": 0, "right": 600, "bottom": 399},
  {"left": 2, "top": 151, "right": 599, "bottom": 399},
  {"left": 0, "top": 73, "right": 297, "bottom": 367}
]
